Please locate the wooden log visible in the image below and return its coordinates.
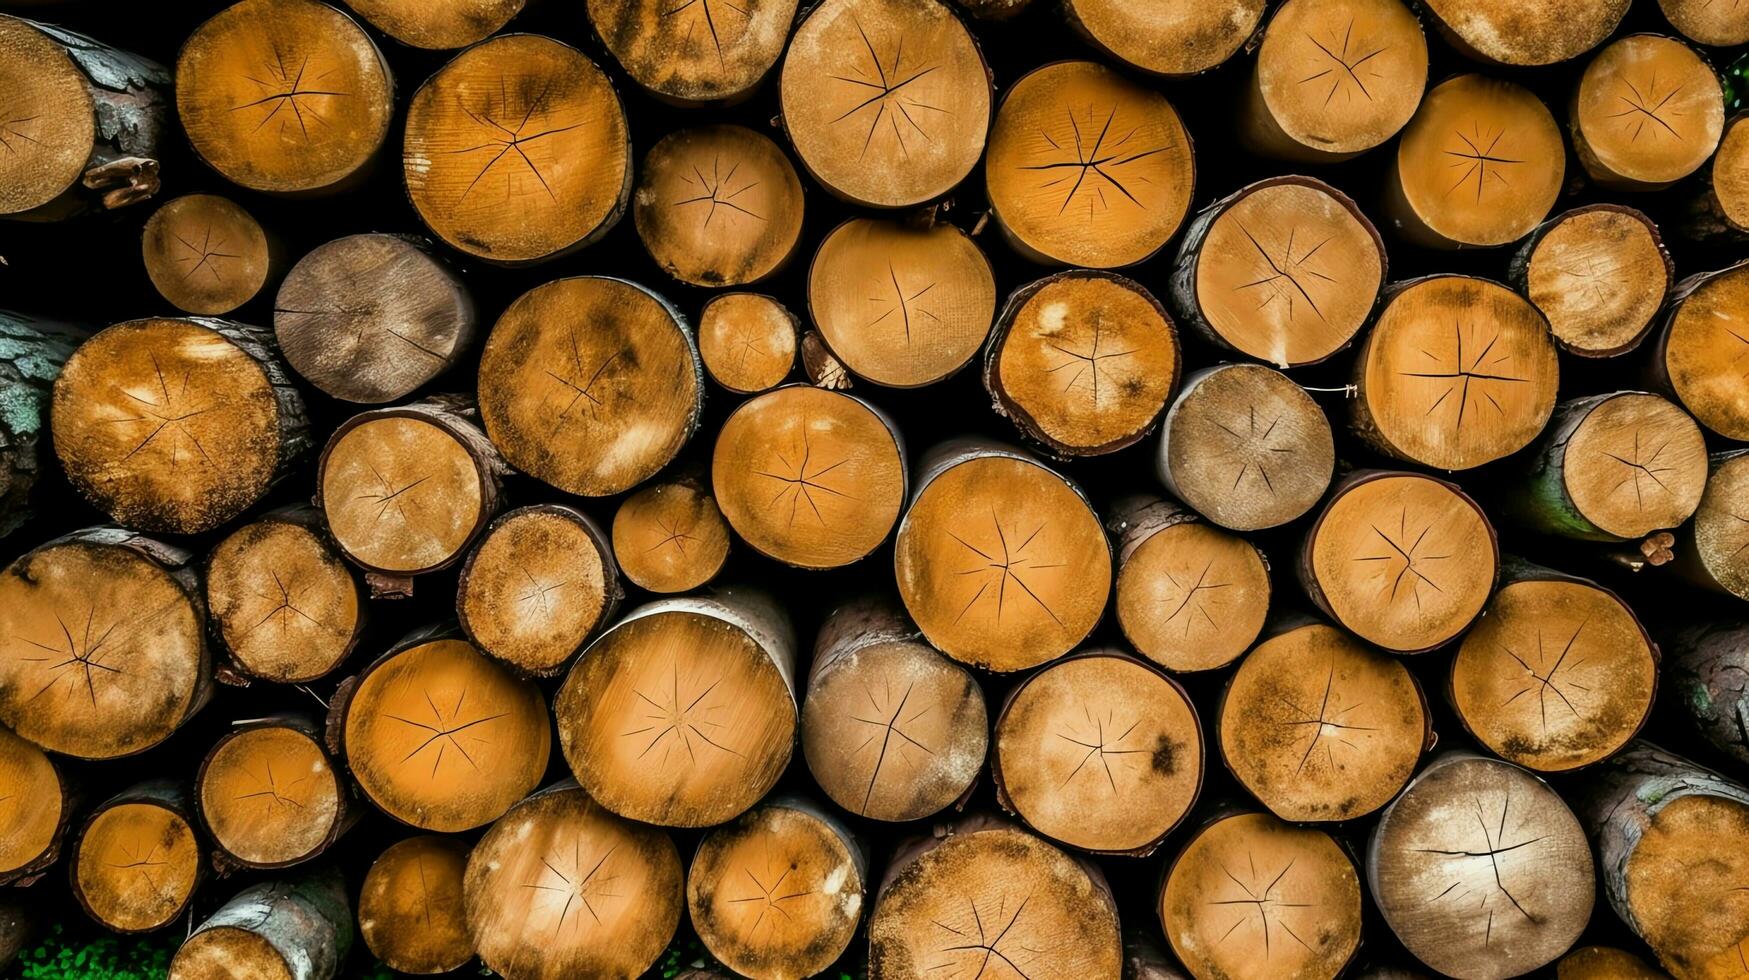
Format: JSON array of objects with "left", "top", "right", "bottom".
[
  {"left": 358, "top": 835, "right": 472, "bottom": 975},
  {"left": 894, "top": 440, "right": 1110, "bottom": 671},
  {"left": 779, "top": 0, "right": 989, "bottom": 208},
  {"left": 634, "top": 125, "right": 804, "bottom": 287},
  {"left": 1449, "top": 559, "right": 1657, "bottom": 772},
  {"left": 344, "top": 0, "right": 524, "bottom": 48},
  {"left": 0, "top": 726, "right": 72, "bottom": 885},
  {"left": 169, "top": 868, "right": 352, "bottom": 980},
  {"left": 0, "top": 16, "right": 169, "bottom": 220},
  {"left": 0, "top": 528, "right": 211, "bottom": 759},
  {"left": 1666, "top": 619, "right": 1749, "bottom": 767},
  {"left": 141, "top": 194, "right": 276, "bottom": 316},
  {"left": 801, "top": 330, "right": 853, "bottom": 389},
  {"left": 1167, "top": 176, "right": 1386, "bottom": 368},
  {"left": 712, "top": 385, "right": 906, "bottom": 568},
  {"left": 1679, "top": 450, "right": 1749, "bottom": 600},
  {"left": 0, "top": 312, "right": 85, "bottom": 537},
  {"left": 463, "top": 780, "right": 683, "bottom": 980},
  {"left": 176, "top": 0, "right": 393, "bottom": 195},
  {"left": 1239, "top": 0, "right": 1429, "bottom": 162},
  {"left": 69, "top": 779, "right": 201, "bottom": 933},
  {"left": 698, "top": 292, "right": 799, "bottom": 394},
  {"left": 1218, "top": 619, "right": 1431, "bottom": 822},
  {"left": 1571, "top": 34, "right": 1725, "bottom": 191},
  {"left": 992, "top": 648, "right": 1203, "bottom": 856},
  {"left": 1385, "top": 75, "right": 1565, "bottom": 248},
  {"left": 588, "top": 0, "right": 797, "bottom": 105},
  {"left": 329, "top": 629, "right": 550, "bottom": 832},
  {"left": 982, "top": 60, "right": 1195, "bottom": 267},
  {"left": 1658, "top": 0, "right": 1749, "bottom": 46},
  {"left": 1108, "top": 495, "right": 1270, "bottom": 673},
  {"left": 403, "top": 34, "right": 630, "bottom": 265},
  {"left": 686, "top": 797, "right": 865, "bottom": 980},
  {"left": 611, "top": 470, "right": 732, "bottom": 593},
  {"left": 1061, "top": 0, "right": 1264, "bottom": 76},
  {"left": 800, "top": 596, "right": 987, "bottom": 821},
  {"left": 1417, "top": 0, "right": 1627, "bottom": 65},
  {"left": 807, "top": 216, "right": 996, "bottom": 388},
  {"left": 1555, "top": 946, "right": 1664, "bottom": 979},
  {"left": 1681, "top": 112, "right": 1749, "bottom": 242},
  {"left": 1651, "top": 260, "right": 1749, "bottom": 441},
  {"left": 1159, "top": 810, "right": 1362, "bottom": 979},
  {"left": 555, "top": 589, "right": 797, "bottom": 827},
  {"left": 477, "top": 276, "right": 704, "bottom": 495},
  {"left": 52, "top": 316, "right": 310, "bottom": 534},
  {"left": 1507, "top": 205, "right": 1673, "bottom": 357},
  {"left": 982, "top": 270, "right": 1181, "bottom": 457},
  {"left": 196, "top": 714, "right": 354, "bottom": 870},
  {"left": 1351, "top": 275, "right": 1560, "bottom": 471}
]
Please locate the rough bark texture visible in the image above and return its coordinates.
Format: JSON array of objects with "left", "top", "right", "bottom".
[{"left": 0, "top": 312, "right": 85, "bottom": 536}]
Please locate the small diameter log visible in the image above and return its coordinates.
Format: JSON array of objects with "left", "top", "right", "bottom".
[
  {"left": 634, "top": 125, "right": 805, "bottom": 287},
  {"left": 1659, "top": 0, "right": 1749, "bottom": 46},
  {"left": 403, "top": 34, "right": 629, "bottom": 265},
  {"left": 801, "top": 596, "right": 987, "bottom": 821},
  {"left": 983, "top": 60, "right": 1195, "bottom": 268},
  {"left": 870, "top": 816, "right": 1122, "bottom": 978},
  {"left": 1572, "top": 35, "right": 1725, "bottom": 190},
  {"left": 196, "top": 715, "right": 353, "bottom": 870},
  {"left": 1300, "top": 470, "right": 1498, "bottom": 653},
  {"left": 345, "top": 0, "right": 524, "bottom": 48},
  {"left": 1108, "top": 495, "right": 1270, "bottom": 672},
  {"left": 1555, "top": 946, "right": 1664, "bottom": 980},
  {"left": 359, "top": 836, "right": 472, "bottom": 975},
  {"left": 0, "top": 312, "right": 85, "bottom": 537},
  {"left": 894, "top": 440, "right": 1111, "bottom": 671},
  {"left": 1683, "top": 112, "right": 1749, "bottom": 241},
  {"left": 1667, "top": 620, "right": 1749, "bottom": 766},
  {"left": 176, "top": 0, "right": 393, "bottom": 194},
  {"left": 1450, "top": 560, "right": 1657, "bottom": 772},
  {"left": 1159, "top": 811, "right": 1362, "bottom": 980},
  {"left": 1681, "top": 451, "right": 1749, "bottom": 600},
  {"left": 1219, "top": 620, "right": 1431, "bottom": 822},
  {"left": 1240, "top": 0, "right": 1429, "bottom": 162},
  {"left": 590, "top": 0, "right": 797, "bottom": 106},
  {"left": 1652, "top": 260, "right": 1749, "bottom": 441},
  {"left": 983, "top": 270, "right": 1180, "bottom": 457},
  {"left": 0, "top": 528, "right": 210, "bottom": 759},
  {"left": 1385, "top": 75, "right": 1565, "bottom": 248},
  {"left": 612, "top": 472, "right": 732, "bottom": 593},
  {"left": 457, "top": 504, "right": 621, "bottom": 678},
  {"left": 1062, "top": 0, "right": 1264, "bottom": 77},
  {"left": 1508, "top": 205, "right": 1673, "bottom": 357},
  {"left": 712, "top": 385, "right": 906, "bottom": 568},
  {"left": 70, "top": 780, "right": 201, "bottom": 933},
  {"left": 1417, "top": 0, "right": 1627, "bottom": 66},
  {"left": 142, "top": 195, "right": 275, "bottom": 316},
  {"left": 687, "top": 797, "right": 865, "bottom": 980},
  {"left": 698, "top": 293, "right": 799, "bottom": 394},
  {"left": 205, "top": 506, "right": 363, "bottom": 684},
  {"left": 478, "top": 276, "right": 704, "bottom": 495},
  {"left": 992, "top": 649, "right": 1202, "bottom": 855},
  {"left": 170, "top": 868, "right": 352, "bottom": 980},
  {"left": 52, "top": 316, "right": 309, "bottom": 534},
  {"left": 779, "top": 0, "right": 990, "bottom": 208},
  {"left": 808, "top": 216, "right": 996, "bottom": 388},
  {"left": 555, "top": 589, "right": 797, "bottom": 827},
  {"left": 464, "top": 781, "right": 683, "bottom": 980},
  {"left": 1168, "top": 176, "right": 1385, "bottom": 368},
  {"left": 0, "top": 17, "right": 168, "bottom": 220},
  {"left": 0, "top": 727, "right": 71, "bottom": 885}
]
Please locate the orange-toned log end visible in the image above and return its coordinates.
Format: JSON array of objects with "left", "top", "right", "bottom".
[
  {"left": 196, "top": 718, "right": 348, "bottom": 868},
  {"left": 71, "top": 783, "right": 201, "bottom": 933},
  {"left": 1063, "top": 0, "right": 1264, "bottom": 77},
  {"left": 0, "top": 729, "right": 67, "bottom": 885},
  {"left": 0, "top": 15, "right": 97, "bottom": 217},
  {"left": 698, "top": 293, "right": 799, "bottom": 394},
  {"left": 1659, "top": 0, "right": 1749, "bottom": 46},
  {"left": 612, "top": 474, "right": 732, "bottom": 593},
  {"left": 1659, "top": 262, "right": 1749, "bottom": 441},
  {"left": 1513, "top": 206, "right": 1672, "bottom": 357},
  {"left": 1111, "top": 499, "right": 1270, "bottom": 672},
  {"left": 360, "top": 836, "right": 473, "bottom": 975},
  {"left": 1685, "top": 453, "right": 1749, "bottom": 600},
  {"left": 345, "top": 0, "right": 524, "bottom": 49},
  {"left": 206, "top": 509, "right": 362, "bottom": 684},
  {"left": 588, "top": 0, "right": 798, "bottom": 105},
  {"left": 1420, "top": 0, "right": 1628, "bottom": 66},
  {"left": 458, "top": 505, "right": 619, "bottom": 677},
  {"left": 1573, "top": 34, "right": 1725, "bottom": 191},
  {"left": 1556, "top": 945, "right": 1665, "bottom": 979},
  {"left": 634, "top": 125, "right": 804, "bottom": 287},
  {"left": 170, "top": 871, "right": 350, "bottom": 980},
  {"left": 141, "top": 195, "right": 272, "bottom": 316}
]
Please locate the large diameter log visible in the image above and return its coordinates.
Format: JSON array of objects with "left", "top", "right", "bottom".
[
  {"left": 1556, "top": 946, "right": 1665, "bottom": 979},
  {"left": 464, "top": 781, "right": 683, "bottom": 980},
  {"left": 0, "top": 727, "right": 72, "bottom": 885},
  {"left": 1370, "top": 752, "right": 1595, "bottom": 979},
  {"left": 1061, "top": 0, "right": 1263, "bottom": 77},
  {"left": 1667, "top": 620, "right": 1749, "bottom": 767},
  {"left": 1659, "top": 0, "right": 1749, "bottom": 46},
  {"left": 206, "top": 506, "right": 363, "bottom": 685},
  {"left": 169, "top": 868, "right": 353, "bottom": 980},
  {"left": 1508, "top": 205, "right": 1673, "bottom": 357},
  {"left": 196, "top": 715, "right": 354, "bottom": 870},
  {"left": 0, "top": 312, "right": 84, "bottom": 536},
  {"left": 894, "top": 440, "right": 1111, "bottom": 671},
  {"left": 698, "top": 293, "right": 799, "bottom": 394},
  {"left": 1652, "top": 260, "right": 1749, "bottom": 441},
  {"left": 69, "top": 780, "right": 201, "bottom": 933},
  {"left": 589, "top": 0, "right": 797, "bottom": 105},
  {"left": 0, "top": 528, "right": 210, "bottom": 759},
  {"left": 345, "top": 0, "right": 524, "bottom": 48},
  {"left": 358, "top": 836, "right": 472, "bottom": 975},
  {"left": 1418, "top": 0, "right": 1626, "bottom": 65},
  {"left": 801, "top": 597, "right": 987, "bottom": 821},
  {"left": 142, "top": 194, "right": 276, "bottom": 316},
  {"left": 1682, "top": 112, "right": 1749, "bottom": 241},
  {"left": 556, "top": 589, "right": 797, "bottom": 827},
  {"left": 611, "top": 470, "right": 732, "bottom": 593},
  {"left": 992, "top": 648, "right": 1202, "bottom": 856},
  {"left": 52, "top": 316, "right": 309, "bottom": 533},
  {"left": 1680, "top": 451, "right": 1749, "bottom": 600},
  {"left": 634, "top": 125, "right": 804, "bottom": 287},
  {"left": 1571, "top": 35, "right": 1725, "bottom": 191}
]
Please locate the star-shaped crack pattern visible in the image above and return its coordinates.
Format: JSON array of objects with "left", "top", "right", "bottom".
[
  {"left": 231, "top": 43, "right": 349, "bottom": 142},
  {"left": 1275, "top": 657, "right": 1377, "bottom": 775},
  {"left": 753, "top": 421, "right": 855, "bottom": 528},
  {"left": 385, "top": 686, "right": 508, "bottom": 779},
  {"left": 621, "top": 660, "right": 740, "bottom": 768},
  {"left": 523, "top": 837, "right": 620, "bottom": 937},
  {"left": 1415, "top": 790, "right": 1547, "bottom": 947},
  {"left": 1208, "top": 854, "right": 1317, "bottom": 960},
  {"left": 850, "top": 678, "right": 935, "bottom": 813},
  {"left": 449, "top": 77, "right": 583, "bottom": 204},
  {"left": 1400, "top": 321, "right": 1527, "bottom": 436},
  {"left": 1018, "top": 104, "right": 1171, "bottom": 218},
  {"left": 929, "top": 894, "right": 1044, "bottom": 979},
  {"left": 1300, "top": 18, "right": 1387, "bottom": 106},
  {"left": 950, "top": 512, "right": 1063, "bottom": 628},
  {"left": 108, "top": 353, "right": 218, "bottom": 468},
  {"left": 14, "top": 605, "right": 126, "bottom": 707},
  {"left": 1496, "top": 619, "right": 1592, "bottom": 735},
  {"left": 1056, "top": 704, "right": 1146, "bottom": 793},
  {"left": 1353, "top": 507, "right": 1451, "bottom": 608},
  {"left": 829, "top": 18, "right": 948, "bottom": 160}
]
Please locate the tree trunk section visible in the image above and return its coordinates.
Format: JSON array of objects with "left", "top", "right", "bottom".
[
  {"left": 195, "top": 714, "right": 355, "bottom": 871},
  {"left": 1416, "top": 0, "right": 1627, "bottom": 65},
  {"left": 610, "top": 468, "right": 732, "bottom": 593},
  {"left": 1061, "top": 0, "right": 1264, "bottom": 76},
  {"left": 1555, "top": 946, "right": 1665, "bottom": 979},
  {"left": 1680, "top": 112, "right": 1749, "bottom": 242},
  {"left": 1679, "top": 450, "right": 1749, "bottom": 601},
  {"left": 170, "top": 867, "right": 353, "bottom": 980},
  {"left": 141, "top": 194, "right": 278, "bottom": 316},
  {"left": 1508, "top": 205, "right": 1673, "bottom": 357},
  {"left": 698, "top": 292, "right": 799, "bottom": 394},
  {"left": 70, "top": 779, "right": 202, "bottom": 933},
  {"left": 1650, "top": 260, "right": 1749, "bottom": 441},
  {"left": 0, "top": 726, "right": 73, "bottom": 886},
  {"left": 588, "top": 0, "right": 798, "bottom": 105},
  {"left": 344, "top": 0, "right": 524, "bottom": 48},
  {"left": 1666, "top": 621, "right": 1749, "bottom": 768},
  {"left": 1570, "top": 35, "right": 1724, "bottom": 191},
  {"left": 634, "top": 124, "right": 804, "bottom": 286},
  {"left": 358, "top": 835, "right": 472, "bottom": 975},
  {"left": 0, "top": 311, "right": 86, "bottom": 537}
]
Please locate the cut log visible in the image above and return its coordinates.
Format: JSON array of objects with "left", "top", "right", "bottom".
[
  {"left": 1658, "top": 0, "right": 1749, "bottom": 46},
  {"left": 1061, "top": 0, "right": 1263, "bottom": 76},
  {"left": 983, "top": 60, "right": 1195, "bottom": 267},
  {"left": 344, "top": 0, "right": 524, "bottom": 48},
  {"left": 1108, "top": 495, "right": 1270, "bottom": 673},
  {"left": 176, "top": 0, "right": 393, "bottom": 194},
  {"left": 1219, "top": 619, "right": 1430, "bottom": 821},
  {"left": 1651, "top": 260, "right": 1749, "bottom": 440},
  {"left": 983, "top": 270, "right": 1180, "bottom": 457},
  {"left": 142, "top": 194, "right": 275, "bottom": 316},
  {"left": 330, "top": 629, "right": 550, "bottom": 831},
  {"left": 1666, "top": 620, "right": 1749, "bottom": 767},
  {"left": 1159, "top": 810, "right": 1362, "bottom": 980},
  {"left": 634, "top": 124, "right": 804, "bottom": 287},
  {"left": 686, "top": 797, "right": 865, "bottom": 980},
  {"left": 807, "top": 216, "right": 996, "bottom": 388},
  {"left": 588, "top": 0, "right": 797, "bottom": 104},
  {"left": 554, "top": 589, "right": 797, "bottom": 827},
  {"left": 1241, "top": 0, "right": 1429, "bottom": 161},
  {"left": 1682, "top": 112, "right": 1749, "bottom": 241},
  {"left": 477, "top": 276, "right": 704, "bottom": 495},
  {"left": 0, "top": 726, "right": 71, "bottom": 885},
  {"left": 1352, "top": 275, "right": 1560, "bottom": 471},
  {"left": 1449, "top": 559, "right": 1657, "bottom": 772},
  {"left": 992, "top": 648, "right": 1202, "bottom": 855},
  {"left": 457, "top": 504, "right": 621, "bottom": 678},
  {"left": 0, "top": 312, "right": 85, "bottom": 537},
  {"left": 698, "top": 292, "right": 799, "bottom": 394},
  {"left": 1508, "top": 205, "right": 1673, "bottom": 357},
  {"left": 1417, "top": 0, "right": 1627, "bottom": 65},
  {"left": 1299, "top": 470, "right": 1498, "bottom": 653},
  {"left": 0, "top": 528, "right": 210, "bottom": 759},
  {"left": 1576, "top": 743, "right": 1749, "bottom": 978},
  {"left": 1168, "top": 176, "right": 1386, "bottom": 368},
  {"left": 1680, "top": 450, "right": 1749, "bottom": 600},
  {"left": 1156, "top": 364, "right": 1334, "bottom": 529},
  {"left": 1555, "top": 946, "right": 1664, "bottom": 979},
  {"left": 196, "top": 715, "right": 353, "bottom": 870},
  {"left": 358, "top": 835, "right": 472, "bottom": 975},
  {"left": 0, "top": 17, "right": 168, "bottom": 220},
  {"left": 869, "top": 816, "right": 1122, "bottom": 978},
  {"left": 403, "top": 34, "right": 629, "bottom": 265},
  {"left": 1385, "top": 75, "right": 1565, "bottom": 248},
  {"left": 52, "top": 316, "right": 309, "bottom": 534},
  {"left": 169, "top": 868, "right": 352, "bottom": 980},
  {"left": 463, "top": 780, "right": 683, "bottom": 980},
  {"left": 800, "top": 331, "right": 852, "bottom": 389},
  {"left": 894, "top": 440, "right": 1111, "bottom": 671},
  {"left": 611, "top": 471, "right": 732, "bottom": 593},
  {"left": 1572, "top": 34, "right": 1725, "bottom": 190},
  {"left": 70, "top": 780, "right": 201, "bottom": 933},
  {"left": 801, "top": 596, "right": 986, "bottom": 821},
  {"left": 712, "top": 385, "right": 907, "bottom": 568}
]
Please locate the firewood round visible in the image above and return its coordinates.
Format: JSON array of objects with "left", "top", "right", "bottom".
[
  {"left": 171, "top": 873, "right": 351, "bottom": 980},
  {"left": 634, "top": 125, "right": 805, "bottom": 287},
  {"left": 1656, "top": 261, "right": 1749, "bottom": 441},
  {"left": 141, "top": 195, "right": 272, "bottom": 316},
  {"left": 588, "top": 0, "right": 798, "bottom": 104},
  {"left": 1062, "top": 0, "right": 1264, "bottom": 77},
  {"left": 1513, "top": 206, "right": 1672, "bottom": 357},
  {"left": 611, "top": 475, "right": 732, "bottom": 593},
  {"left": 1700, "top": 114, "right": 1749, "bottom": 239},
  {"left": 0, "top": 15, "right": 97, "bottom": 215},
  {"left": 71, "top": 785, "right": 201, "bottom": 933},
  {"left": 457, "top": 505, "right": 618, "bottom": 678},
  {"left": 196, "top": 719, "right": 346, "bottom": 868},
  {"left": 1418, "top": 0, "right": 1628, "bottom": 65},
  {"left": 698, "top": 293, "right": 799, "bottom": 394},
  {"left": 359, "top": 836, "right": 472, "bottom": 975},
  {"left": 1659, "top": 0, "right": 1749, "bottom": 46},
  {"left": 205, "top": 509, "right": 362, "bottom": 684},
  {"left": 0, "top": 729, "right": 65, "bottom": 883},
  {"left": 1572, "top": 34, "right": 1724, "bottom": 190},
  {"left": 1685, "top": 452, "right": 1749, "bottom": 601},
  {"left": 345, "top": 0, "right": 524, "bottom": 49},
  {"left": 1111, "top": 498, "right": 1271, "bottom": 672}
]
